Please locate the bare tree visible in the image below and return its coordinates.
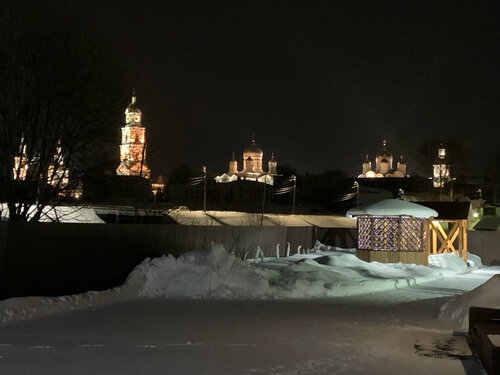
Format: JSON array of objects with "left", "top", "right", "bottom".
[{"left": 0, "top": 2, "right": 125, "bottom": 221}]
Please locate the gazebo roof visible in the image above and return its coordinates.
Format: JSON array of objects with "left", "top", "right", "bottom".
[{"left": 347, "top": 199, "right": 438, "bottom": 219}]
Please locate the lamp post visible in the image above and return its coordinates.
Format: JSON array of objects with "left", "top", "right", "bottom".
[
  {"left": 202, "top": 166, "right": 207, "bottom": 212},
  {"left": 291, "top": 175, "right": 297, "bottom": 214},
  {"left": 261, "top": 174, "right": 267, "bottom": 225},
  {"left": 353, "top": 181, "right": 359, "bottom": 207}
]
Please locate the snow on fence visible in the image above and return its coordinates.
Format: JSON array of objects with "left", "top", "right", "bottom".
[{"left": 0, "top": 222, "right": 313, "bottom": 299}]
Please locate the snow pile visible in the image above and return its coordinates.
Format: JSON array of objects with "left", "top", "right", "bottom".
[
  {"left": 439, "top": 274, "right": 500, "bottom": 329},
  {"left": 0, "top": 243, "right": 487, "bottom": 324},
  {"left": 126, "top": 244, "right": 273, "bottom": 298},
  {"left": 0, "top": 287, "right": 134, "bottom": 324},
  {"left": 126, "top": 243, "right": 445, "bottom": 299},
  {"left": 270, "top": 252, "right": 443, "bottom": 298}
]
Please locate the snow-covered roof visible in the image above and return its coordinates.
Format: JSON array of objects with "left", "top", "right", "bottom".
[
  {"left": 346, "top": 199, "right": 438, "bottom": 218},
  {"left": 1, "top": 204, "right": 105, "bottom": 223},
  {"left": 167, "top": 210, "right": 356, "bottom": 228}
]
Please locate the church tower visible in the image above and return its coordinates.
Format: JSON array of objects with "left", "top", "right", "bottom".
[{"left": 116, "top": 93, "right": 151, "bottom": 179}]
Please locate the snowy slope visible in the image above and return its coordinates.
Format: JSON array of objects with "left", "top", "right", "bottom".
[{"left": 439, "top": 273, "right": 500, "bottom": 328}]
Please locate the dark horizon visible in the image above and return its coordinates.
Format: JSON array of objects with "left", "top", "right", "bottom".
[{"left": 14, "top": 1, "right": 500, "bottom": 179}]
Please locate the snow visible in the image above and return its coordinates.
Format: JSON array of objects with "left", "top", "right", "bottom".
[
  {"left": 0, "top": 242, "right": 497, "bottom": 325},
  {"left": 488, "top": 335, "right": 500, "bottom": 346},
  {"left": 0, "top": 204, "right": 104, "bottom": 223},
  {"left": 0, "top": 242, "right": 499, "bottom": 374},
  {"left": 439, "top": 273, "right": 500, "bottom": 329},
  {"left": 346, "top": 199, "right": 438, "bottom": 218},
  {"left": 167, "top": 209, "right": 355, "bottom": 227}
]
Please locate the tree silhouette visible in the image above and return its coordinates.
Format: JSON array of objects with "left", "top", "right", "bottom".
[{"left": 0, "top": 3, "right": 125, "bottom": 221}]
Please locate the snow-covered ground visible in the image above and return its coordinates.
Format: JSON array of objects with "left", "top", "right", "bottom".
[
  {"left": 0, "top": 243, "right": 499, "bottom": 374},
  {"left": 0, "top": 204, "right": 104, "bottom": 223}
]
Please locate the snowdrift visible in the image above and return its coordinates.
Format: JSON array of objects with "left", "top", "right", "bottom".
[
  {"left": 125, "top": 243, "right": 449, "bottom": 299},
  {"left": 439, "top": 273, "right": 500, "bottom": 329},
  {"left": 0, "top": 242, "right": 481, "bottom": 324}
]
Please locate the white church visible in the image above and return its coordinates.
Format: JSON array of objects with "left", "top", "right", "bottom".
[
  {"left": 357, "top": 140, "right": 408, "bottom": 178},
  {"left": 215, "top": 138, "right": 278, "bottom": 185}
]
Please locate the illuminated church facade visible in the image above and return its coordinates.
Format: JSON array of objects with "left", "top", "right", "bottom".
[
  {"left": 358, "top": 140, "right": 407, "bottom": 178},
  {"left": 215, "top": 138, "right": 277, "bottom": 185},
  {"left": 116, "top": 93, "right": 151, "bottom": 179}
]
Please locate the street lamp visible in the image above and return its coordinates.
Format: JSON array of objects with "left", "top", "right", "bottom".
[
  {"left": 291, "top": 175, "right": 297, "bottom": 214},
  {"left": 202, "top": 166, "right": 207, "bottom": 212},
  {"left": 353, "top": 181, "right": 359, "bottom": 207}
]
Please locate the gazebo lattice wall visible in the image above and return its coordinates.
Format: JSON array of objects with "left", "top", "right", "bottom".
[
  {"left": 358, "top": 216, "right": 427, "bottom": 251},
  {"left": 356, "top": 215, "right": 429, "bottom": 265}
]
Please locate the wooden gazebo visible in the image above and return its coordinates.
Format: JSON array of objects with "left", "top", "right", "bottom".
[{"left": 347, "top": 199, "right": 438, "bottom": 266}]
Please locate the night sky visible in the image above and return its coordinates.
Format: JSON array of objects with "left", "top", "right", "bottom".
[{"left": 33, "top": 1, "right": 500, "bottom": 178}]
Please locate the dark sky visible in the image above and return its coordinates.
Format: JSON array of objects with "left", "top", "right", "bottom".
[{"left": 40, "top": 1, "right": 500, "bottom": 177}]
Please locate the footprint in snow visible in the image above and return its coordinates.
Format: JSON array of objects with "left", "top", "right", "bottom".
[{"left": 77, "top": 344, "right": 104, "bottom": 348}]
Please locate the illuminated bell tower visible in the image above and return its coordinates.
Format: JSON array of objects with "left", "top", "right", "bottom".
[{"left": 116, "top": 93, "right": 151, "bottom": 179}]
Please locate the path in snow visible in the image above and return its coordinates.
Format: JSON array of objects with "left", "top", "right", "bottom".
[{"left": 0, "top": 289, "right": 489, "bottom": 375}]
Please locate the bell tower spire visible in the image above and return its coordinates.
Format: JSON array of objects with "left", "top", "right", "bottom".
[{"left": 116, "top": 91, "right": 151, "bottom": 179}]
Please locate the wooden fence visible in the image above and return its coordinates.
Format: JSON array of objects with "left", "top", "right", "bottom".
[{"left": 0, "top": 223, "right": 313, "bottom": 300}]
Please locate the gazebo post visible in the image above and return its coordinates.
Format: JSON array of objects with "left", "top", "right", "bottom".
[
  {"left": 459, "top": 219, "right": 467, "bottom": 262},
  {"left": 425, "top": 218, "right": 432, "bottom": 258}
]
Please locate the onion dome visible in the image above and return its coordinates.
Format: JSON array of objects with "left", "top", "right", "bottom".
[{"left": 244, "top": 139, "right": 263, "bottom": 156}]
